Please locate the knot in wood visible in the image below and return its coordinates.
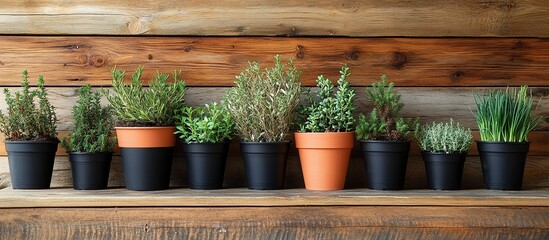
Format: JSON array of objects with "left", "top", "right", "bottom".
[
  {"left": 452, "top": 70, "right": 464, "bottom": 81},
  {"left": 89, "top": 54, "right": 107, "bottom": 67},
  {"left": 183, "top": 46, "right": 192, "bottom": 52},
  {"left": 345, "top": 50, "right": 359, "bottom": 60},
  {"left": 388, "top": 52, "right": 408, "bottom": 68},
  {"left": 76, "top": 55, "right": 89, "bottom": 64},
  {"left": 295, "top": 45, "right": 304, "bottom": 59}
]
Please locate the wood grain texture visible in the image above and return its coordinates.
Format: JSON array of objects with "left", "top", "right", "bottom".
[
  {"left": 1, "top": 87, "right": 548, "bottom": 132},
  {"left": 0, "top": 1, "right": 548, "bottom": 37},
  {"left": 1, "top": 37, "right": 548, "bottom": 87},
  {"left": 1, "top": 155, "right": 548, "bottom": 191},
  {"left": 0, "top": 207, "right": 548, "bottom": 239}
]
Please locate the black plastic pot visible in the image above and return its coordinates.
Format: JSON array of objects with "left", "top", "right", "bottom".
[
  {"left": 360, "top": 141, "right": 410, "bottom": 190},
  {"left": 182, "top": 142, "right": 229, "bottom": 189},
  {"left": 120, "top": 147, "right": 173, "bottom": 191},
  {"left": 68, "top": 152, "right": 112, "bottom": 190},
  {"left": 5, "top": 141, "right": 58, "bottom": 189},
  {"left": 477, "top": 141, "right": 529, "bottom": 190},
  {"left": 241, "top": 142, "right": 289, "bottom": 190},
  {"left": 422, "top": 152, "right": 466, "bottom": 190}
]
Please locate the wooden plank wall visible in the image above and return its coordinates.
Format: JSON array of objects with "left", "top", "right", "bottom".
[{"left": 1, "top": 1, "right": 549, "bottom": 190}]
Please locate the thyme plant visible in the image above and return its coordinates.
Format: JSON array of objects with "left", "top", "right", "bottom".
[
  {"left": 175, "top": 102, "right": 234, "bottom": 143},
  {"left": 416, "top": 119, "right": 472, "bottom": 153},
  {"left": 61, "top": 84, "right": 116, "bottom": 153},
  {"left": 298, "top": 66, "right": 356, "bottom": 132},
  {"left": 104, "top": 66, "right": 186, "bottom": 127},
  {"left": 473, "top": 86, "right": 542, "bottom": 142},
  {"left": 0, "top": 70, "right": 58, "bottom": 142},
  {"left": 224, "top": 55, "right": 302, "bottom": 142},
  {"left": 356, "top": 74, "right": 418, "bottom": 141}
]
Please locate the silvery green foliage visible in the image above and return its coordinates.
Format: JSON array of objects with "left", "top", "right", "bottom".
[
  {"left": 416, "top": 119, "right": 472, "bottom": 153},
  {"left": 175, "top": 102, "right": 234, "bottom": 143},
  {"left": 224, "top": 55, "right": 302, "bottom": 142},
  {"left": 0, "top": 70, "right": 58, "bottom": 141},
  {"left": 356, "top": 74, "right": 418, "bottom": 141},
  {"left": 299, "top": 66, "right": 355, "bottom": 132},
  {"left": 104, "top": 66, "right": 186, "bottom": 127},
  {"left": 61, "top": 84, "right": 116, "bottom": 153}
]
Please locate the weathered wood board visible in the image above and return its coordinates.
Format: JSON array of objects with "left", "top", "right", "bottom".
[
  {"left": 1, "top": 87, "right": 548, "bottom": 132},
  {"left": 0, "top": 37, "right": 548, "bottom": 87},
  {"left": 1, "top": 155, "right": 548, "bottom": 190},
  {"left": 1, "top": 207, "right": 548, "bottom": 239},
  {"left": 1, "top": 1, "right": 548, "bottom": 37}
]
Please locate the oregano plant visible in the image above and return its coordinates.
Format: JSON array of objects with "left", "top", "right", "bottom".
[
  {"left": 0, "top": 70, "right": 58, "bottom": 142},
  {"left": 175, "top": 102, "right": 234, "bottom": 143},
  {"left": 298, "top": 65, "right": 356, "bottom": 132},
  {"left": 61, "top": 84, "right": 116, "bottom": 153}
]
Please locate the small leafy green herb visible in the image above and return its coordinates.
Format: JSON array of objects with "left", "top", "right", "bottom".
[
  {"left": 356, "top": 74, "right": 418, "bottom": 141},
  {"left": 175, "top": 102, "right": 234, "bottom": 143},
  {"left": 416, "top": 119, "right": 472, "bottom": 153},
  {"left": 298, "top": 66, "right": 356, "bottom": 132},
  {"left": 473, "top": 86, "right": 542, "bottom": 142},
  {"left": 224, "top": 55, "right": 302, "bottom": 142},
  {"left": 0, "top": 70, "right": 58, "bottom": 142},
  {"left": 61, "top": 84, "right": 116, "bottom": 153},
  {"left": 104, "top": 66, "right": 186, "bottom": 127}
]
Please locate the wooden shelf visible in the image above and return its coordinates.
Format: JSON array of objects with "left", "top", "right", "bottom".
[{"left": 1, "top": 187, "right": 548, "bottom": 208}]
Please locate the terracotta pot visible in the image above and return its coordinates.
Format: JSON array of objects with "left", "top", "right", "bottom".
[
  {"left": 116, "top": 127, "right": 176, "bottom": 148},
  {"left": 295, "top": 132, "right": 354, "bottom": 190},
  {"left": 115, "top": 127, "right": 176, "bottom": 191}
]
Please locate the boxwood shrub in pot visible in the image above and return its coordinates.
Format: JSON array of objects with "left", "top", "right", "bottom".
[
  {"left": 473, "top": 86, "right": 542, "bottom": 190},
  {"left": 104, "top": 66, "right": 186, "bottom": 191},
  {"left": 61, "top": 84, "right": 116, "bottom": 190},
  {"left": 356, "top": 75, "right": 418, "bottom": 190},
  {"left": 175, "top": 102, "right": 234, "bottom": 189},
  {"left": 0, "top": 70, "right": 59, "bottom": 189},
  {"left": 295, "top": 66, "right": 356, "bottom": 191},
  {"left": 224, "top": 55, "right": 301, "bottom": 190},
  {"left": 416, "top": 120, "right": 472, "bottom": 190}
]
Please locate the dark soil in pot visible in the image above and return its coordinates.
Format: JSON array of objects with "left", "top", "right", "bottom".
[
  {"left": 360, "top": 140, "right": 410, "bottom": 190},
  {"left": 241, "top": 142, "right": 289, "bottom": 190},
  {"left": 6, "top": 141, "right": 58, "bottom": 189}
]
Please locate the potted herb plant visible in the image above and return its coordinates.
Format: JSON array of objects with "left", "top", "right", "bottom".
[
  {"left": 61, "top": 84, "right": 116, "bottom": 190},
  {"left": 175, "top": 102, "right": 234, "bottom": 189},
  {"left": 356, "top": 75, "right": 418, "bottom": 190},
  {"left": 416, "top": 119, "right": 472, "bottom": 190},
  {"left": 473, "top": 86, "right": 541, "bottom": 190},
  {"left": 0, "top": 70, "right": 58, "bottom": 189},
  {"left": 224, "top": 55, "right": 301, "bottom": 190},
  {"left": 295, "top": 66, "right": 356, "bottom": 191},
  {"left": 104, "top": 66, "right": 186, "bottom": 191}
]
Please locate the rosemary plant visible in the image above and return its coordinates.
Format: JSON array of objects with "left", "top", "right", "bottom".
[
  {"left": 416, "top": 119, "right": 472, "bottom": 153},
  {"left": 0, "top": 70, "right": 58, "bottom": 142},
  {"left": 298, "top": 66, "right": 356, "bottom": 132},
  {"left": 61, "top": 84, "right": 116, "bottom": 153},
  {"left": 104, "top": 66, "right": 186, "bottom": 127},
  {"left": 356, "top": 74, "right": 418, "bottom": 141},
  {"left": 175, "top": 102, "right": 234, "bottom": 143},
  {"left": 224, "top": 55, "right": 302, "bottom": 142},
  {"left": 473, "top": 86, "right": 542, "bottom": 142}
]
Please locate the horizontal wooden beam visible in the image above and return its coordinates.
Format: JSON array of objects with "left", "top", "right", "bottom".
[
  {"left": 0, "top": 37, "right": 548, "bottom": 87},
  {"left": 0, "top": 1, "right": 548, "bottom": 37},
  {"left": 2, "top": 155, "right": 548, "bottom": 190},
  {"left": 2, "top": 87, "right": 548, "bottom": 132},
  {"left": 0, "top": 188, "right": 548, "bottom": 208}
]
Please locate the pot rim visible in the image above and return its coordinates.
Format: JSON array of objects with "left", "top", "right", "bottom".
[
  {"left": 359, "top": 140, "right": 411, "bottom": 143},
  {"left": 421, "top": 151, "right": 467, "bottom": 155},
  {"left": 475, "top": 140, "right": 530, "bottom": 144},
  {"left": 5, "top": 140, "right": 60, "bottom": 144},
  {"left": 115, "top": 126, "right": 176, "bottom": 130},
  {"left": 240, "top": 141, "right": 290, "bottom": 144},
  {"left": 67, "top": 151, "right": 113, "bottom": 155},
  {"left": 295, "top": 132, "right": 355, "bottom": 135}
]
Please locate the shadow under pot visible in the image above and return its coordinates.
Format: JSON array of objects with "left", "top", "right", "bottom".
[
  {"left": 68, "top": 152, "right": 113, "bottom": 190},
  {"left": 5, "top": 141, "right": 58, "bottom": 189},
  {"left": 182, "top": 142, "right": 229, "bottom": 190},
  {"left": 477, "top": 141, "right": 529, "bottom": 190},
  {"left": 360, "top": 140, "right": 410, "bottom": 190},
  {"left": 240, "top": 142, "right": 289, "bottom": 190},
  {"left": 116, "top": 127, "right": 176, "bottom": 191},
  {"left": 422, "top": 152, "right": 466, "bottom": 190}
]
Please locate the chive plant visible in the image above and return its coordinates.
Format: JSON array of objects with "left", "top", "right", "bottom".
[{"left": 473, "top": 86, "right": 542, "bottom": 142}]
